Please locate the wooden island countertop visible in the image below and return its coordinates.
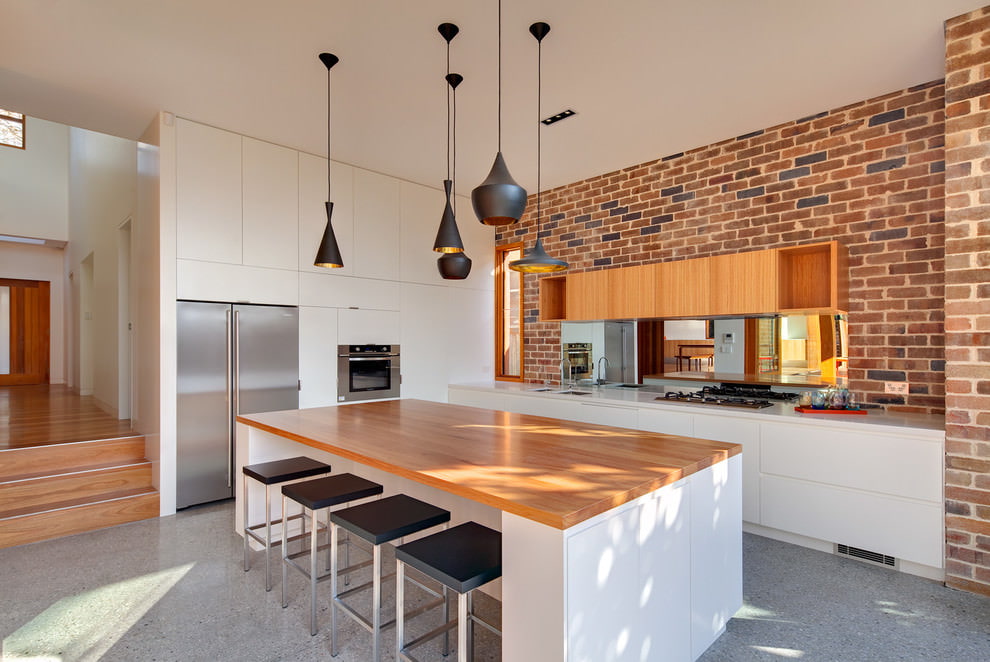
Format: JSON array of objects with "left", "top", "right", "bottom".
[{"left": 237, "top": 398, "right": 740, "bottom": 530}]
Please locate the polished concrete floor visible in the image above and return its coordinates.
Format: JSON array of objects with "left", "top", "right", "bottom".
[{"left": 1, "top": 500, "right": 988, "bottom": 661}]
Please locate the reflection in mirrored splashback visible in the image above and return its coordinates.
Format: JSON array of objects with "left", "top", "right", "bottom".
[{"left": 0, "top": 285, "right": 9, "bottom": 374}]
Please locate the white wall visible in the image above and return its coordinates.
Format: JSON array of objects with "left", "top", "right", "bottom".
[
  {"left": 0, "top": 116, "right": 69, "bottom": 242},
  {"left": 0, "top": 243, "right": 67, "bottom": 383},
  {"left": 67, "top": 127, "right": 137, "bottom": 414}
]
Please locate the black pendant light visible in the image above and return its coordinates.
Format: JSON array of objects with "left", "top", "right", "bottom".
[
  {"left": 314, "top": 52, "right": 344, "bottom": 268},
  {"left": 433, "top": 23, "right": 465, "bottom": 254},
  {"left": 510, "top": 23, "right": 567, "bottom": 274},
  {"left": 471, "top": 0, "right": 527, "bottom": 226}
]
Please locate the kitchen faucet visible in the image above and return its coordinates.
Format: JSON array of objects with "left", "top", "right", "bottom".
[
  {"left": 596, "top": 356, "right": 611, "bottom": 385},
  {"left": 560, "top": 356, "right": 574, "bottom": 388}
]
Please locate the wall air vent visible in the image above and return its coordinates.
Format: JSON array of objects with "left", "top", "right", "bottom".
[{"left": 835, "top": 543, "right": 897, "bottom": 568}]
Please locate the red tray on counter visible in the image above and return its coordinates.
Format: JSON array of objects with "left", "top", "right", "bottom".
[{"left": 794, "top": 406, "right": 867, "bottom": 415}]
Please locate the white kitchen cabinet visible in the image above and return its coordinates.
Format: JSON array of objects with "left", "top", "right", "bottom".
[
  {"left": 299, "top": 154, "right": 355, "bottom": 275},
  {"left": 242, "top": 137, "right": 298, "bottom": 270},
  {"left": 448, "top": 388, "right": 512, "bottom": 413},
  {"left": 761, "top": 475, "right": 943, "bottom": 569},
  {"left": 638, "top": 407, "right": 694, "bottom": 437},
  {"left": 353, "top": 169, "right": 400, "bottom": 281},
  {"left": 400, "top": 181, "right": 443, "bottom": 285},
  {"left": 760, "top": 421, "right": 942, "bottom": 502},
  {"left": 298, "top": 306, "right": 339, "bottom": 408},
  {"left": 176, "top": 119, "right": 242, "bottom": 264},
  {"left": 693, "top": 415, "right": 761, "bottom": 525},
  {"left": 576, "top": 401, "right": 639, "bottom": 428},
  {"left": 337, "top": 308, "right": 400, "bottom": 345},
  {"left": 447, "top": 193, "right": 496, "bottom": 291},
  {"left": 298, "top": 272, "right": 399, "bottom": 311},
  {"left": 176, "top": 259, "right": 298, "bottom": 305},
  {"left": 399, "top": 283, "right": 450, "bottom": 402}
]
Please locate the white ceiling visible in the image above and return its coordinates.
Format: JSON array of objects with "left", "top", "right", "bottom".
[{"left": 0, "top": 0, "right": 976, "bottom": 194}]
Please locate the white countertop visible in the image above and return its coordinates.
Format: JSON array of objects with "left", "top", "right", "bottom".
[{"left": 449, "top": 381, "right": 945, "bottom": 436}]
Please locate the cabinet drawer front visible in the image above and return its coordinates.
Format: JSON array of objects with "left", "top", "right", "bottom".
[
  {"left": 177, "top": 259, "right": 298, "bottom": 305},
  {"left": 761, "top": 475, "right": 943, "bottom": 568},
  {"left": 695, "top": 415, "right": 760, "bottom": 525},
  {"left": 638, "top": 408, "right": 694, "bottom": 437},
  {"left": 761, "top": 421, "right": 942, "bottom": 502}
]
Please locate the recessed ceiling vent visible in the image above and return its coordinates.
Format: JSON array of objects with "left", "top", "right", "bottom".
[
  {"left": 835, "top": 543, "right": 897, "bottom": 568},
  {"left": 542, "top": 109, "right": 576, "bottom": 125}
]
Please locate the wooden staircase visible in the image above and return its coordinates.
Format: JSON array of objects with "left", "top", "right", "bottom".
[{"left": 0, "top": 435, "right": 160, "bottom": 548}]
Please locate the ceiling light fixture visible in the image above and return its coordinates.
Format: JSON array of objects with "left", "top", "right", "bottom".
[
  {"left": 471, "top": 0, "right": 527, "bottom": 226},
  {"left": 510, "top": 22, "right": 567, "bottom": 274},
  {"left": 542, "top": 109, "right": 576, "bottom": 125},
  {"left": 314, "top": 52, "right": 344, "bottom": 269},
  {"left": 436, "top": 23, "right": 472, "bottom": 279}
]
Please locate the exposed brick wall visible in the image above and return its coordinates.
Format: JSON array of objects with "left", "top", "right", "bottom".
[
  {"left": 943, "top": 6, "right": 990, "bottom": 598},
  {"left": 496, "top": 82, "right": 947, "bottom": 414}
]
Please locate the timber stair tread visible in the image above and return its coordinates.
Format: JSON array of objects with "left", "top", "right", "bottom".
[{"left": 0, "top": 434, "right": 159, "bottom": 549}]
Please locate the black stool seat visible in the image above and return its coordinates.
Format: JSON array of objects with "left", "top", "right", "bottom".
[
  {"left": 396, "top": 522, "right": 501, "bottom": 593},
  {"left": 282, "top": 473, "right": 383, "bottom": 510},
  {"left": 331, "top": 494, "right": 451, "bottom": 545},
  {"left": 243, "top": 456, "right": 331, "bottom": 485}
]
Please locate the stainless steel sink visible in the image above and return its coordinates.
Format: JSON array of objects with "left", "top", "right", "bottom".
[
  {"left": 528, "top": 387, "right": 554, "bottom": 392},
  {"left": 618, "top": 383, "right": 648, "bottom": 388},
  {"left": 553, "top": 389, "right": 592, "bottom": 395}
]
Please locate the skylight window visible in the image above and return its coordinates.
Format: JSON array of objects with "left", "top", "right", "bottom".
[{"left": 0, "top": 109, "right": 25, "bottom": 149}]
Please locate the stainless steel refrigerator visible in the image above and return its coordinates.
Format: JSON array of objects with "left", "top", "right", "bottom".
[
  {"left": 604, "top": 321, "right": 637, "bottom": 383},
  {"left": 176, "top": 301, "right": 299, "bottom": 509}
]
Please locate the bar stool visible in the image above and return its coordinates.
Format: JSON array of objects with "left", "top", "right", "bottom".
[
  {"left": 280, "top": 473, "right": 384, "bottom": 635},
  {"left": 242, "top": 456, "right": 331, "bottom": 591},
  {"left": 395, "top": 522, "right": 502, "bottom": 661},
  {"left": 329, "top": 494, "right": 451, "bottom": 661}
]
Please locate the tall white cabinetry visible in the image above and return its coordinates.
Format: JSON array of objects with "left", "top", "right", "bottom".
[{"left": 242, "top": 137, "right": 298, "bottom": 270}]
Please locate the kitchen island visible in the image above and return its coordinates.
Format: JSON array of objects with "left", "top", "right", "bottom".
[{"left": 236, "top": 399, "right": 742, "bottom": 661}]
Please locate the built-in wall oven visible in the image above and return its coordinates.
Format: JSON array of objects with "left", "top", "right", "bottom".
[{"left": 337, "top": 344, "right": 401, "bottom": 402}]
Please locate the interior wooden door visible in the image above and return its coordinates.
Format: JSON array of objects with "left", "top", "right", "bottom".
[{"left": 0, "top": 278, "right": 50, "bottom": 386}]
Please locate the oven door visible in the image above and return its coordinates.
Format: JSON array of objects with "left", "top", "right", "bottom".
[{"left": 337, "top": 353, "right": 401, "bottom": 402}]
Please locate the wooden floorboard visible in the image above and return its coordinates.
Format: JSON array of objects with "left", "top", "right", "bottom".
[{"left": 0, "top": 384, "right": 134, "bottom": 450}]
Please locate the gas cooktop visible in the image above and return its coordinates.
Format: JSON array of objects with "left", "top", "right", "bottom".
[{"left": 655, "top": 384, "right": 798, "bottom": 410}]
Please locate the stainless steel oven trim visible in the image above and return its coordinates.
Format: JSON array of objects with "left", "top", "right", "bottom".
[{"left": 337, "top": 344, "right": 401, "bottom": 402}]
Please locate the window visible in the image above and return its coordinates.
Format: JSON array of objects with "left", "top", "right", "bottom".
[
  {"left": 495, "top": 243, "right": 524, "bottom": 381},
  {"left": 0, "top": 109, "right": 25, "bottom": 149}
]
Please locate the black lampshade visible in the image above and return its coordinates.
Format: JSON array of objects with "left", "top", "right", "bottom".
[
  {"left": 508, "top": 237, "right": 567, "bottom": 273},
  {"left": 434, "top": 182, "right": 464, "bottom": 253},
  {"left": 437, "top": 251, "right": 473, "bottom": 279},
  {"left": 472, "top": 152, "right": 527, "bottom": 226},
  {"left": 314, "top": 201, "right": 343, "bottom": 268}
]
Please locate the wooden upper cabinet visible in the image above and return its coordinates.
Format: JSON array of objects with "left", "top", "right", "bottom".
[
  {"left": 539, "top": 276, "right": 567, "bottom": 321},
  {"left": 656, "top": 258, "right": 711, "bottom": 317},
  {"left": 778, "top": 241, "right": 848, "bottom": 313},
  {"left": 565, "top": 270, "right": 610, "bottom": 321},
  {"left": 709, "top": 250, "right": 779, "bottom": 315},
  {"left": 609, "top": 264, "right": 657, "bottom": 318}
]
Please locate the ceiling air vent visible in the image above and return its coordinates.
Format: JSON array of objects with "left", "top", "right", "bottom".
[{"left": 835, "top": 543, "right": 897, "bottom": 568}]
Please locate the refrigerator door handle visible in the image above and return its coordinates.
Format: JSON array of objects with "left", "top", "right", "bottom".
[{"left": 228, "top": 309, "right": 237, "bottom": 489}]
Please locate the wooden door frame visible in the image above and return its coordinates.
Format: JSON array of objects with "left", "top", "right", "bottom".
[{"left": 0, "top": 278, "right": 51, "bottom": 385}]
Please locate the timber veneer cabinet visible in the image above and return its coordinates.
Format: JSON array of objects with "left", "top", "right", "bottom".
[{"left": 537, "top": 241, "right": 848, "bottom": 321}]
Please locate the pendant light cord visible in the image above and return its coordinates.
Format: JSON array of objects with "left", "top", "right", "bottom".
[
  {"left": 446, "top": 39, "right": 451, "bottom": 182},
  {"left": 497, "top": 0, "right": 502, "bottom": 152},
  {"left": 453, "top": 74, "right": 458, "bottom": 205},
  {"left": 536, "top": 34, "right": 542, "bottom": 238},
  {"left": 327, "top": 67, "right": 333, "bottom": 201}
]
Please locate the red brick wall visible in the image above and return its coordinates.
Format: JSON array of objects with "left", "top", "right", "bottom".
[
  {"left": 497, "top": 82, "right": 947, "bottom": 414},
  {"left": 943, "top": 6, "right": 990, "bottom": 598}
]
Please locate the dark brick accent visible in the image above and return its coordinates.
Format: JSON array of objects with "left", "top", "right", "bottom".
[
  {"left": 869, "top": 228, "right": 909, "bottom": 241},
  {"left": 660, "top": 185, "right": 683, "bottom": 197},
  {"left": 593, "top": 257, "right": 612, "bottom": 266},
  {"left": 661, "top": 152, "right": 684, "bottom": 161},
  {"left": 514, "top": 227, "right": 527, "bottom": 236},
  {"left": 602, "top": 232, "right": 621, "bottom": 241},
  {"left": 550, "top": 212, "right": 565, "bottom": 222},
  {"left": 736, "top": 129, "right": 764, "bottom": 140},
  {"left": 869, "top": 108, "right": 906, "bottom": 126},
  {"left": 623, "top": 211, "right": 643, "bottom": 222},
  {"left": 584, "top": 220, "right": 602, "bottom": 229},
  {"left": 652, "top": 214, "right": 674, "bottom": 225},
  {"left": 796, "top": 194, "right": 829, "bottom": 208},
  {"left": 672, "top": 192, "right": 696, "bottom": 203},
  {"left": 601, "top": 200, "right": 619, "bottom": 210},
  {"left": 930, "top": 160, "right": 945, "bottom": 174},
  {"left": 640, "top": 225, "right": 662, "bottom": 235},
  {"left": 866, "top": 157, "right": 906, "bottom": 173},
  {"left": 567, "top": 239, "right": 584, "bottom": 247},
  {"left": 779, "top": 166, "right": 811, "bottom": 181},
  {"left": 795, "top": 151, "right": 827, "bottom": 167},
  {"left": 609, "top": 206, "right": 629, "bottom": 216},
  {"left": 737, "top": 186, "right": 765, "bottom": 200},
  {"left": 575, "top": 214, "right": 591, "bottom": 223},
  {"left": 560, "top": 232, "right": 576, "bottom": 241},
  {"left": 867, "top": 370, "right": 907, "bottom": 381},
  {"left": 931, "top": 359, "right": 946, "bottom": 372}
]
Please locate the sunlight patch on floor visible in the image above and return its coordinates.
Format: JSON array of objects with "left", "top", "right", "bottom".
[
  {"left": 750, "top": 644, "right": 805, "bottom": 657},
  {"left": 2, "top": 563, "right": 194, "bottom": 662}
]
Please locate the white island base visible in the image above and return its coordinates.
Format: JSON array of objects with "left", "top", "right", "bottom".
[{"left": 236, "top": 420, "right": 741, "bottom": 662}]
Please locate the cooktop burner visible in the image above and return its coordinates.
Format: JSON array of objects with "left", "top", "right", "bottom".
[
  {"left": 702, "top": 384, "right": 799, "bottom": 401},
  {"left": 657, "top": 391, "right": 774, "bottom": 409}
]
